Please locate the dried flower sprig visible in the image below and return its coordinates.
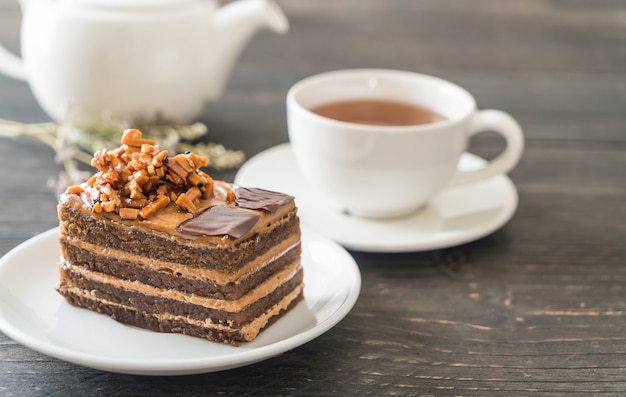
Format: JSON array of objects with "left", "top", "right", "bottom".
[{"left": 0, "top": 118, "right": 245, "bottom": 195}]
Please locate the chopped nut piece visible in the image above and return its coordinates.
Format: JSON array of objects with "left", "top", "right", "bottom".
[
  {"left": 173, "top": 154, "right": 195, "bottom": 173},
  {"left": 66, "top": 185, "right": 84, "bottom": 195},
  {"left": 101, "top": 200, "right": 117, "bottom": 212},
  {"left": 186, "top": 152, "right": 209, "bottom": 169},
  {"left": 119, "top": 208, "right": 140, "bottom": 220},
  {"left": 176, "top": 193, "right": 196, "bottom": 214},
  {"left": 129, "top": 188, "right": 147, "bottom": 200},
  {"left": 86, "top": 175, "right": 98, "bottom": 187},
  {"left": 168, "top": 160, "right": 189, "bottom": 179},
  {"left": 100, "top": 171, "right": 120, "bottom": 186},
  {"left": 131, "top": 170, "right": 150, "bottom": 186},
  {"left": 169, "top": 191, "right": 179, "bottom": 203},
  {"left": 121, "top": 129, "right": 154, "bottom": 147},
  {"left": 152, "top": 150, "right": 168, "bottom": 167},
  {"left": 187, "top": 172, "right": 204, "bottom": 187},
  {"left": 139, "top": 195, "right": 170, "bottom": 219},
  {"left": 156, "top": 184, "right": 169, "bottom": 196},
  {"left": 122, "top": 197, "right": 149, "bottom": 208},
  {"left": 195, "top": 171, "right": 214, "bottom": 199},
  {"left": 186, "top": 186, "right": 202, "bottom": 203},
  {"left": 166, "top": 170, "right": 185, "bottom": 186}
]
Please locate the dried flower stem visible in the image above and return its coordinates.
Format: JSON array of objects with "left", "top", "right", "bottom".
[{"left": 0, "top": 118, "right": 245, "bottom": 195}]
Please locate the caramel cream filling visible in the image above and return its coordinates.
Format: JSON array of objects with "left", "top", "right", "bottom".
[
  {"left": 63, "top": 260, "right": 302, "bottom": 312},
  {"left": 62, "top": 283, "right": 304, "bottom": 341},
  {"left": 61, "top": 234, "right": 301, "bottom": 284}
]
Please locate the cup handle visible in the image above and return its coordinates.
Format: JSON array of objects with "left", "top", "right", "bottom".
[{"left": 449, "top": 109, "right": 524, "bottom": 186}]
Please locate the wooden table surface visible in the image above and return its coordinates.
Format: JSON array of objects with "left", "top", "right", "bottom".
[{"left": 1, "top": 1, "right": 625, "bottom": 396}]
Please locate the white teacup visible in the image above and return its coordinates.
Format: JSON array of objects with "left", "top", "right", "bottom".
[{"left": 286, "top": 69, "right": 524, "bottom": 219}]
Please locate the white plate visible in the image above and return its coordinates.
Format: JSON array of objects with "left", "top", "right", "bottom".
[
  {"left": 0, "top": 226, "right": 361, "bottom": 376},
  {"left": 235, "top": 143, "right": 519, "bottom": 253}
]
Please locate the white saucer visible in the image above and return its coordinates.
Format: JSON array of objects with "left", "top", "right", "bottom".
[
  {"left": 0, "top": 227, "right": 361, "bottom": 376},
  {"left": 235, "top": 143, "right": 519, "bottom": 253}
]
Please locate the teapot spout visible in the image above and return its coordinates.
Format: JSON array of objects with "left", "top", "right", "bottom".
[{"left": 211, "top": 0, "right": 288, "bottom": 97}]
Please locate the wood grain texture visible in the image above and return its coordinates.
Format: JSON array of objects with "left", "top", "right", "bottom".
[{"left": 1, "top": 0, "right": 625, "bottom": 395}]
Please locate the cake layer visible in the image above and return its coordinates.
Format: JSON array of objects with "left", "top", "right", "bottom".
[
  {"left": 59, "top": 195, "right": 300, "bottom": 272},
  {"left": 58, "top": 260, "right": 302, "bottom": 329},
  {"left": 60, "top": 283, "right": 304, "bottom": 345},
  {"left": 57, "top": 261, "right": 303, "bottom": 327},
  {"left": 60, "top": 237, "right": 301, "bottom": 299}
]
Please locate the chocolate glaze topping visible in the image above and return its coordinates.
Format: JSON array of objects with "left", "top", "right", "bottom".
[
  {"left": 235, "top": 187, "right": 294, "bottom": 213},
  {"left": 176, "top": 206, "right": 260, "bottom": 239}
]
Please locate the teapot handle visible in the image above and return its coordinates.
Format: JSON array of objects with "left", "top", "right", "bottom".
[{"left": 0, "top": 42, "right": 27, "bottom": 81}]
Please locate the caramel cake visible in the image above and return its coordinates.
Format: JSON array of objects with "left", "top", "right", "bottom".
[{"left": 56, "top": 129, "right": 303, "bottom": 345}]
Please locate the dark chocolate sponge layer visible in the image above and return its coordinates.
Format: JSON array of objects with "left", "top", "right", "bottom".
[
  {"left": 60, "top": 239, "right": 301, "bottom": 300},
  {"left": 60, "top": 288, "right": 304, "bottom": 346},
  {"left": 57, "top": 265, "right": 304, "bottom": 328}
]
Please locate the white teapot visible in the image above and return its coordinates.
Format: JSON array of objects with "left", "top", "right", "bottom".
[{"left": 0, "top": 0, "right": 288, "bottom": 123}]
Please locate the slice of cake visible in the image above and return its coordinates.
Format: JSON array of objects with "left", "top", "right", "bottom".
[{"left": 56, "top": 129, "right": 303, "bottom": 345}]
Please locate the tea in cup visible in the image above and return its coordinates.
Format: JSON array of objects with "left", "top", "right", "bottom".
[{"left": 286, "top": 69, "right": 524, "bottom": 219}]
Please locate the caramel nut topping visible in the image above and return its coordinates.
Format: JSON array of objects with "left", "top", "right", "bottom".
[
  {"left": 65, "top": 129, "right": 214, "bottom": 219},
  {"left": 119, "top": 207, "right": 140, "bottom": 220}
]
